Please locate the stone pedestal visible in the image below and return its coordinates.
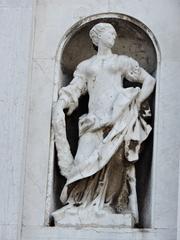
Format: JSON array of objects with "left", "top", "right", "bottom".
[{"left": 52, "top": 206, "right": 134, "bottom": 228}]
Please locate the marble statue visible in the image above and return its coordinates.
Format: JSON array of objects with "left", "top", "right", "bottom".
[{"left": 52, "top": 22, "right": 155, "bottom": 227}]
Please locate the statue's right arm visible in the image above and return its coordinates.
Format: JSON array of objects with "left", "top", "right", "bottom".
[{"left": 53, "top": 61, "right": 88, "bottom": 121}]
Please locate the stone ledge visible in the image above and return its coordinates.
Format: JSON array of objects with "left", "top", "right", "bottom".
[
  {"left": 52, "top": 207, "right": 134, "bottom": 228},
  {"left": 22, "top": 226, "right": 177, "bottom": 240}
]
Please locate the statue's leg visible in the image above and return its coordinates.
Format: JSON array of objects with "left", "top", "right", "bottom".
[
  {"left": 60, "top": 129, "right": 103, "bottom": 204},
  {"left": 65, "top": 130, "right": 104, "bottom": 205},
  {"left": 105, "top": 145, "right": 129, "bottom": 213},
  {"left": 127, "top": 164, "right": 139, "bottom": 224},
  {"left": 74, "top": 130, "right": 103, "bottom": 165}
]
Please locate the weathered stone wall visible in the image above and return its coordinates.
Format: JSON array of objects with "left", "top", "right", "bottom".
[
  {"left": 0, "top": 1, "right": 34, "bottom": 239},
  {"left": 0, "top": 0, "right": 180, "bottom": 240}
]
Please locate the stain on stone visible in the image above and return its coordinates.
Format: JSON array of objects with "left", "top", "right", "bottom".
[
  {"left": 132, "top": 121, "right": 136, "bottom": 131},
  {"left": 103, "top": 125, "right": 113, "bottom": 138},
  {"left": 128, "top": 140, "right": 139, "bottom": 152}
]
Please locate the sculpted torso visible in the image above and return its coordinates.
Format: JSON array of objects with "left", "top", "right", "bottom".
[{"left": 83, "top": 55, "right": 123, "bottom": 117}]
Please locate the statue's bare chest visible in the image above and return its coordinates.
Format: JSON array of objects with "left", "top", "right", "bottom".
[
  {"left": 85, "top": 56, "right": 123, "bottom": 91},
  {"left": 86, "top": 55, "right": 120, "bottom": 77}
]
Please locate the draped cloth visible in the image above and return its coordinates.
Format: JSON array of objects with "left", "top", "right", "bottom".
[
  {"left": 67, "top": 87, "right": 151, "bottom": 185},
  {"left": 55, "top": 86, "right": 151, "bottom": 205},
  {"left": 52, "top": 56, "right": 153, "bottom": 223}
]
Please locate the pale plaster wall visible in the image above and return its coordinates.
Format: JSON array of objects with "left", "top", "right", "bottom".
[
  {"left": 0, "top": 0, "right": 34, "bottom": 239},
  {"left": 177, "top": 159, "right": 180, "bottom": 240}
]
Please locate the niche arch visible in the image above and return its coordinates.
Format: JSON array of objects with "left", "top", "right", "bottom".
[{"left": 46, "top": 12, "right": 161, "bottom": 228}]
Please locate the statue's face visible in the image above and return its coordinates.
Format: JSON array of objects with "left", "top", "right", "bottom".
[{"left": 98, "top": 28, "right": 116, "bottom": 48}]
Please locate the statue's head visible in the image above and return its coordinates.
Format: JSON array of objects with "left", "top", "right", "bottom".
[{"left": 89, "top": 23, "right": 117, "bottom": 49}]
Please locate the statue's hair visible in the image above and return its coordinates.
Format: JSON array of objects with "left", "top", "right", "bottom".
[{"left": 89, "top": 23, "right": 117, "bottom": 46}]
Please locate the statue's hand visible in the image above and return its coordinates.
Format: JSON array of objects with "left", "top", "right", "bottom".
[
  {"left": 66, "top": 104, "right": 77, "bottom": 116},
  {"left": 135, "top": 92, "right": 143, "bottom": 111},
  {"left": 135, "top": 98, "right": 141, "bottom": 111}
]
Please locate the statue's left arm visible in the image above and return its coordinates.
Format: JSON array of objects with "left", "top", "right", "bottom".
[
  {"left": 122, "top": 56, "right": 156, "bottom": 108},
  {"left": 133, "top": 68, "right": 156, "bottom": 107}
]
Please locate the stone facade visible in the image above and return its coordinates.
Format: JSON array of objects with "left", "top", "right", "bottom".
[{"left": 0, "top": 0, "right": 180, "bottom": 240}]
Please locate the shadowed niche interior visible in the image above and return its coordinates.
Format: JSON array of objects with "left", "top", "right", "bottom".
[{"left": 50, "top": 17, "right": 157, "bottom": 228}]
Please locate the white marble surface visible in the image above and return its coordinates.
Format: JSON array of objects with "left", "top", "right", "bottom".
[
  {"left": 152, "top": 60, "right": 180, "bottom": 228},
  {"left": 0, "top": 0, "right": 32, "bottom": 8},
  {"left": 23, "top": 59, "right": 55, "bottom": 226},
  {"left": 0, "top": 1, "right": 33, "bottom": 240},
  {"left": 54, "top": 211, "right": 134, "bottom": 228},
  {"left": 177, "top": 159, "right": 180, "bottom": 240},
  {"left": 33, "top": 0, "right": 110, "bottom": 59},
  {"left": 22, "top": 226, "right": 176, "bottom": 240}
]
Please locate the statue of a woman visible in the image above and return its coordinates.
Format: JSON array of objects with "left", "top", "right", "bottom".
[{"left": 52, "top": 23, "right": 155, "bottom": 226}]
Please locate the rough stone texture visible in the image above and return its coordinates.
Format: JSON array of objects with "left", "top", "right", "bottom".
[
  {"left": 22, "top": 226, "right": 176, "bottom": 240},
  {"left": 0, "top": 1, "right": 33, "bottom": 240},
  {"left": 153, "top": 60, "right": 180, "bottom": 229},
  {"left": 178, "top": 163, "right": 180, "bottom": 240},
  {"left": 22, "top": 59, "right": 55, "bottom": 226},
  {"left": 33, "top": 0, "right": 110, "bottom": 59}
]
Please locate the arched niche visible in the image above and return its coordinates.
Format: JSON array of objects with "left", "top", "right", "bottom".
[{"left": 45, "top": 13, "right": 161, "bottom": 228}]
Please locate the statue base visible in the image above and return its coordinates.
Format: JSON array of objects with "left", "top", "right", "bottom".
[{"left": 52, "top": 205, "right": 134, "bottom": 228}]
